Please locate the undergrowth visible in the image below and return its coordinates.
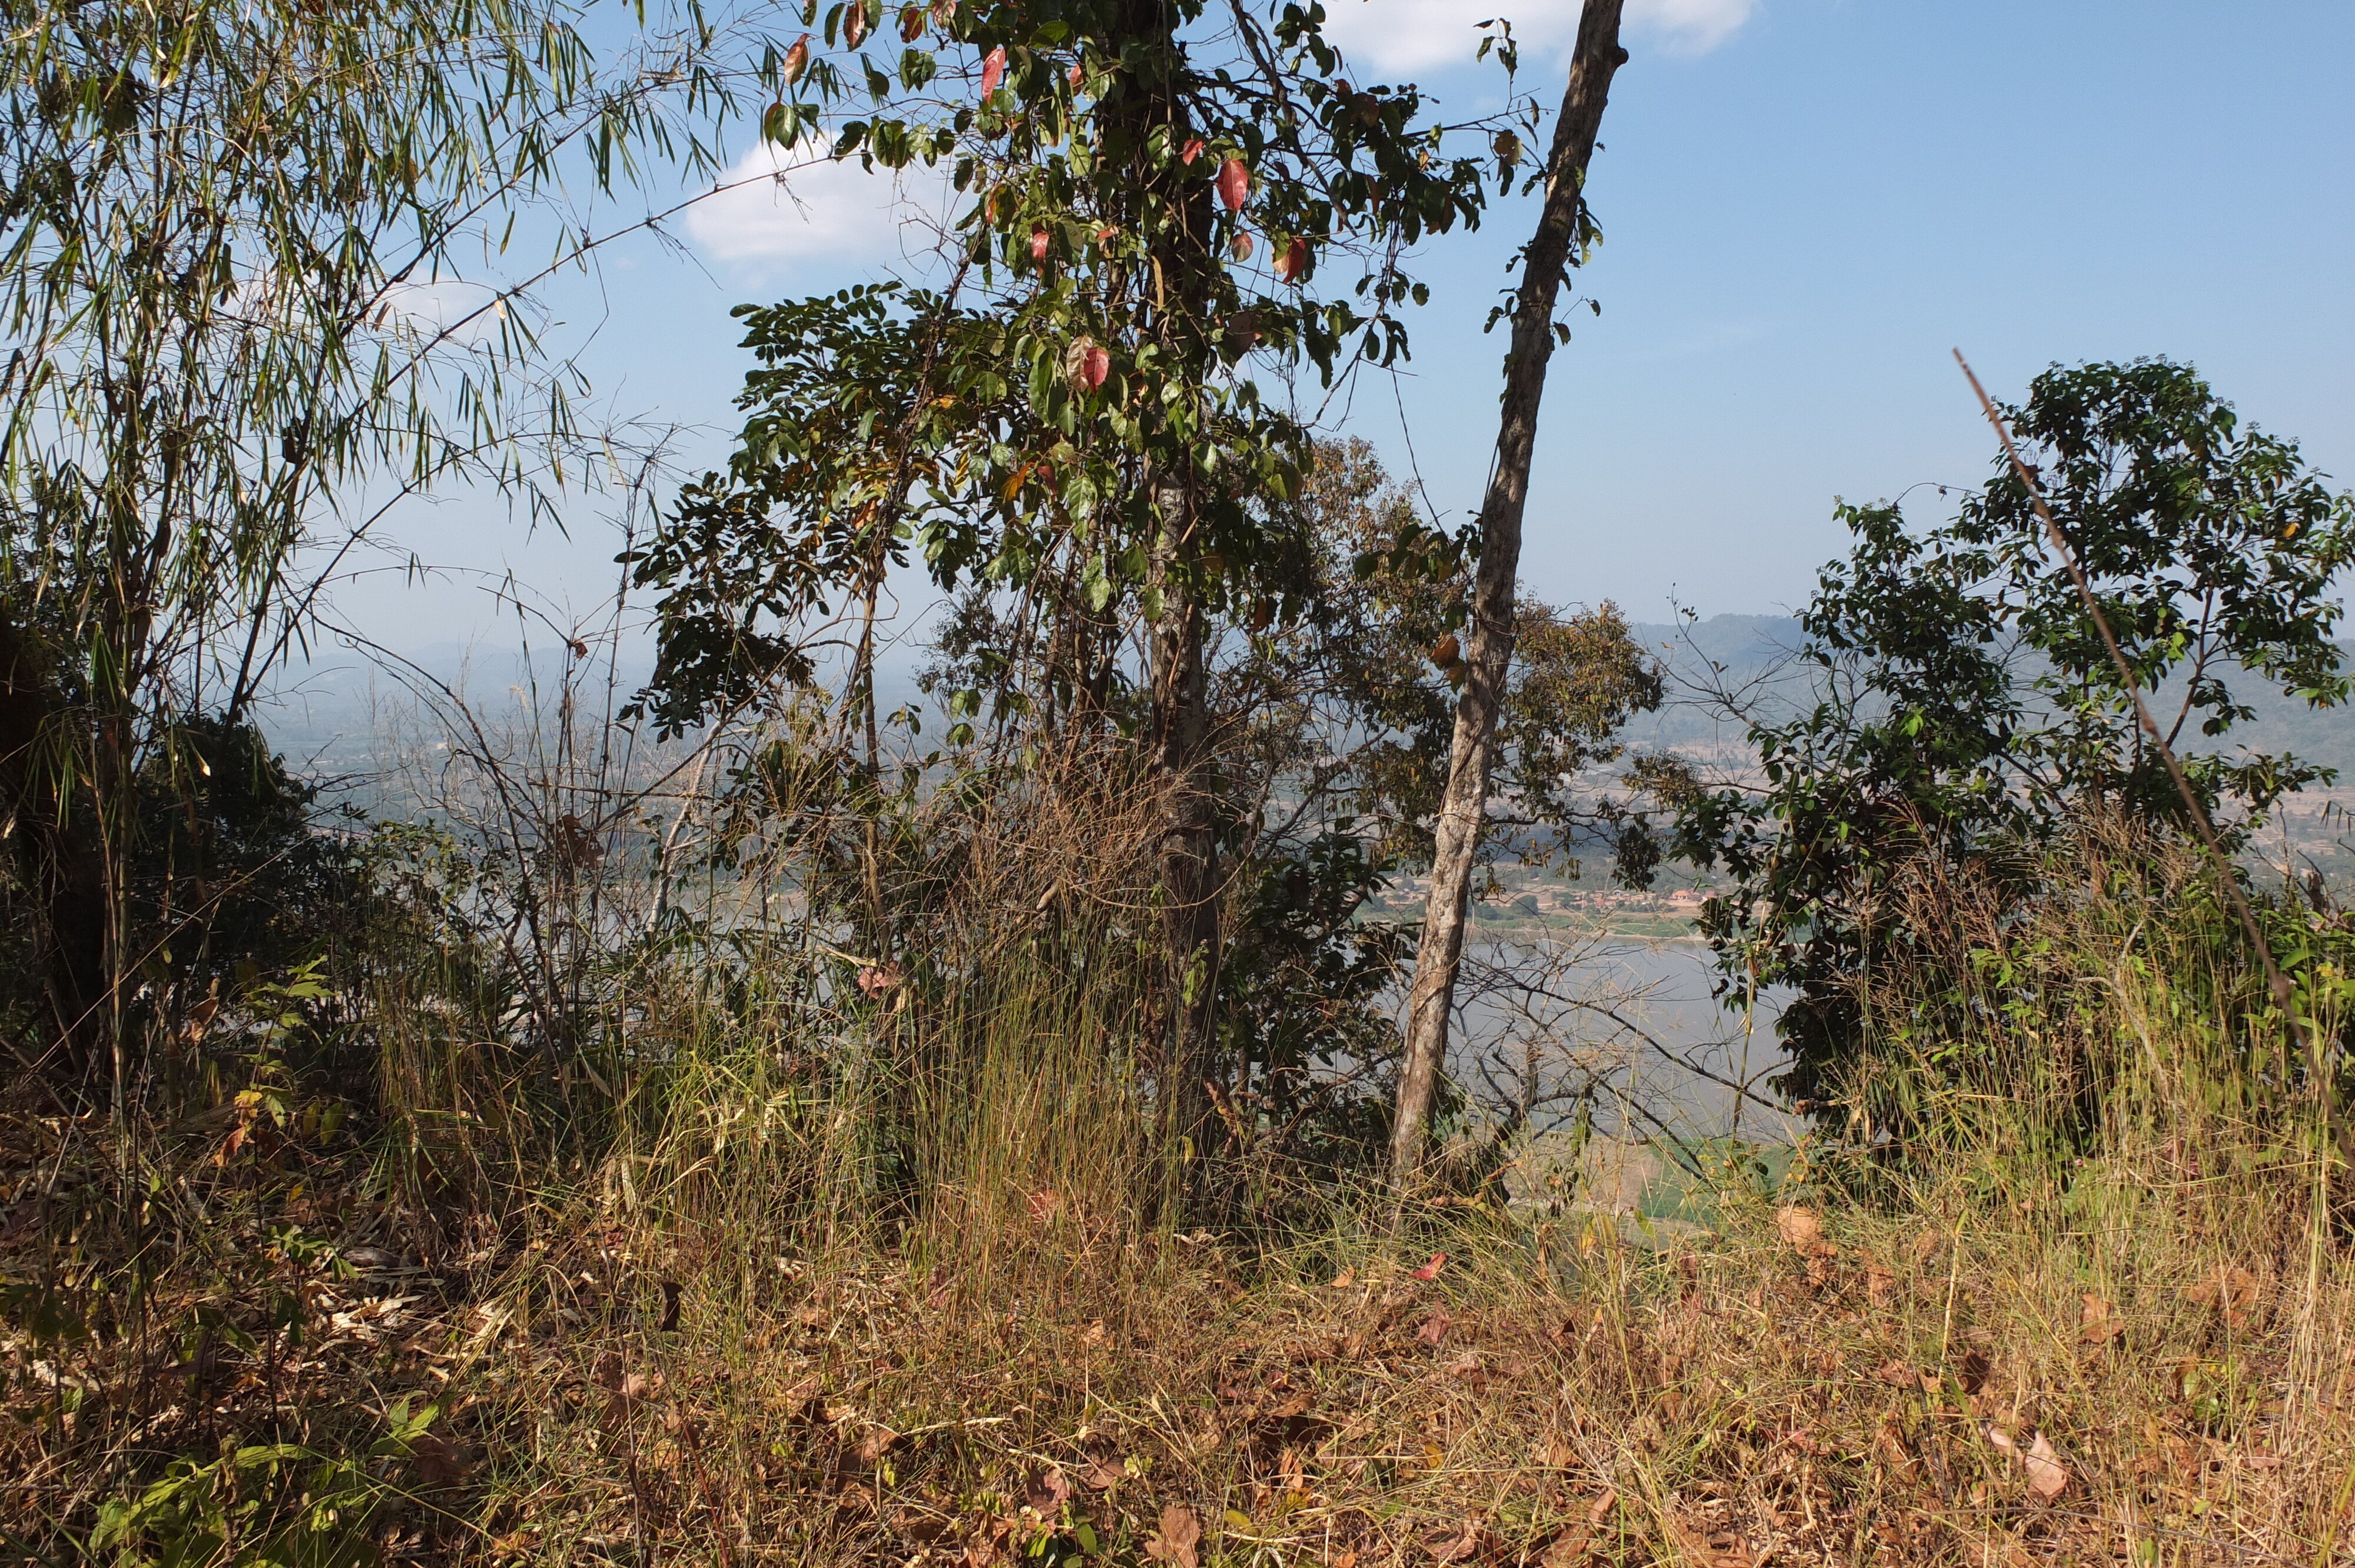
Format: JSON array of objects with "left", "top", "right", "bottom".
[{"left": 6, "top": 811, "right": 2353, "bottom": 1566}]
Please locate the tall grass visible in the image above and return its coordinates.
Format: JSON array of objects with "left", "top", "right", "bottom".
[{"left": 12, "top": 707, "right": 2355, "bottom": 1565}]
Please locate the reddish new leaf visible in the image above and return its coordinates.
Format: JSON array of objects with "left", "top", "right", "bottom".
[
  {"left": 1275, "top": 236, "right": 1308, "bottom": 284},
  {"left": 782, "top": 33, "right": 811, "bottom": 85},
  {"left": 980, "top": 44, "right": 1006, "bottom": 99},
  {"left": 1216, "top": 157, "right": 1248, "bottom": 212}
]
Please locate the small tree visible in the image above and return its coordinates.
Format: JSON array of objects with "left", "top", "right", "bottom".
[
  {"left": 1671, "top": 359, "right": 2355, "bottom": 1125},
  {"left": 628, "top": 0, "right": 1529, "bottom": 1175}
]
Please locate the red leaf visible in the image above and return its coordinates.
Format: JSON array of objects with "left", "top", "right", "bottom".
[
  {"left": 1030, "top": 225, "right": 1050, "bottom": 262},
  {"left": 843, "top": 2, "right": 867, "bottom": 48},
  {"left": 1180, "top": 137, "right": 1205, "bottom": 165},
  {"left": 1230, "top": 231, "right": 1253, "bottom": 262},
  {"left": 901, "top": 5, "right": 926, "bottom": 42},
  {"left": 1409, "top": 1251, "right": 1447, "bottom": 1281},
  {"left": 1083, "top": 344, "right": 1110, "bottom": 390},
  {"left": 1216, "top": 157, "right": 1248, "bottom": 213},
  {"left": 782, "top": 34, "right": 810, "bottom": 85},
  {"left": 980, "top": 45, "right": 1006, "bottom": 99},
  {"left": 1069, "top": 61, "right": 1085, "bottom": 87},
  {"left": 1274, "top": 236, "right": 1308, "bottom": 284}
]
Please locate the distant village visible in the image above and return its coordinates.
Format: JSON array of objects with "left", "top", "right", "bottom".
[{"left": 1366, "top": 863, "right": 1713, "bottom": 936}]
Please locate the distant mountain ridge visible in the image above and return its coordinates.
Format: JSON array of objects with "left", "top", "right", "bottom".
[{"left": 1624, "top": 614, "right": 2355, "bottom": 776}]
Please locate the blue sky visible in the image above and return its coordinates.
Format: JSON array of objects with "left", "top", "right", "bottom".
[{"left": 340, "top": 0, "right": 2355, "bottom": 657}]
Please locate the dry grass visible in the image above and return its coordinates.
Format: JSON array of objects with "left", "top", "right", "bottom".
[
  {"left": 9, "top": 1077, "right": 2352, "bottom": 1565},
  {"left": 10, "top": 795, "right": 2354, "bottom": 1566},
  {"left": 423, "top": 1155, "right": 2355, "bottom": 1567}
]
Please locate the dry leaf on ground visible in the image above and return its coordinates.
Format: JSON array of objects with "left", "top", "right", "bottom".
[
  {"left": 1775, "top": 1207, "right": 1835, "bottom": 1259},
  {"left": 1145, "top": 1503, "right": 1201, "bottom": 1568},
  {"left": 2185, "top": 1264, "right": 2262, "bottom": 1326},
  {"left": 1877, "top": 1358, "right": 1935, "bottom": 1392},
  {"left": 1986, "top": 1426, "right": 2071, "bottom": 1500},
  {"left": 1024, "top": 1466, "right": 1071, "bottom": 1512},
  {"left": 1410, "top": 1252, "right": 1448, "bottom": 1281},
  {"left": 2023, "top": 1430, "right": 2070, "bottom": 1499}
]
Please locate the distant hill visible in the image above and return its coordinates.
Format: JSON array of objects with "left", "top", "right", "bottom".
[{"left": 1617, "top": 613, "right": 2355, "bottom": 778}]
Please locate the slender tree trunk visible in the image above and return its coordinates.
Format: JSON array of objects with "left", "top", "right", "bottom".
[
  {"left": 0, "top": 607, "right": 108, "bottom": 1075},
  {"left": 1389, "top": 0, "right": 1628, "bottom": 1187},
  {"left": 1115, "top": 0, "right": 1223, "bottom": 1190},
  {"left": 1149, "top": 466, "right": 1219, "bottom": 1178}
]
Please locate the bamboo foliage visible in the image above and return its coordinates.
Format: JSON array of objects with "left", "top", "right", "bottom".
[{"left": 0, "top": 0, "right": 759, "bottom": 1078}]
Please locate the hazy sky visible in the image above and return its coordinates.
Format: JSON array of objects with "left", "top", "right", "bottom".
[{"left": 338, "top": 0, "right": 2355, "bottom": 661}]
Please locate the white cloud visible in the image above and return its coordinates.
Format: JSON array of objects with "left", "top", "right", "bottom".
[
  {"left": 1628, "top": 0, "right": 1756, "bottom": 54},
  {"left": 683, "top": 136, "right": 950, "bottom": 275},
  {"left": 1315, "top": 0, "right": 1756, "bottom": 75}
]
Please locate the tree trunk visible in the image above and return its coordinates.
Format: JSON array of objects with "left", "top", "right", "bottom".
[
  {"left": 1114, "top": 0, "right": 1223, "bottom": 1193},
  {"left": 1149, "top": 466, "right": 1219, "bottom": 1181},
  {"left": 0, "top": 607, "right": 108, "bottom": 1076},
  {"left": 1389, "top": 0, "right": 1628, "bottom": 1187}
]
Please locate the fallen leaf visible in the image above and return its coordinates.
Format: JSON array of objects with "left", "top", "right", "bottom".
[
  {"left": 1866, "top": 1265, "right": 1896, "bottom": 1305},
  {"left": 1415, "top": 1308, "right": 1451, "bottom": 1347},
  {"left": 2078, "top": 1292, "right": 2123, "bottom": 1345},
  {"left": 1409, "top": 1251, "right": 1447, "bottom": 1281},
  {"left": 1541, "top": 1526, "right": 1591, "bottom": 1568},
  {"left": 1956, "top": 1348, "right": 1991, "bottom": 1395},
  {"left": 2184, "top": 1264, "right": 2263, "bottom": 1327},
  {"left": 1024, "top": 1466, "right": 1071, "bottom": 1513},
  {"left": 1328, "top": 1267, "right": 1356, "bottom": 1290},
  {"left": 409, "top": 1430, "right": 470, "bottom": 1488},
  {"left": 1877, "top": 1358, "right": 1933, "bottom": 1391},
  {"left": 1543, "top": 1434, "right": 1577, "bottom": 1469},
  {"left": 1427, "top": 1522, "right": 1486, "bottom": 1563},
  {"left": 1145, "top": 1503, "right": 1200, "bottom": 1568},
  {"left": 1776, "top": 1206, "right": 1835, "bottom": 1259},
  {"left": 2024, "top": 1431, "right": 2070, "bottom": 1499},
  {"left": 1081, "top": 1458, "right": 1124, "bottom": 1490}
]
